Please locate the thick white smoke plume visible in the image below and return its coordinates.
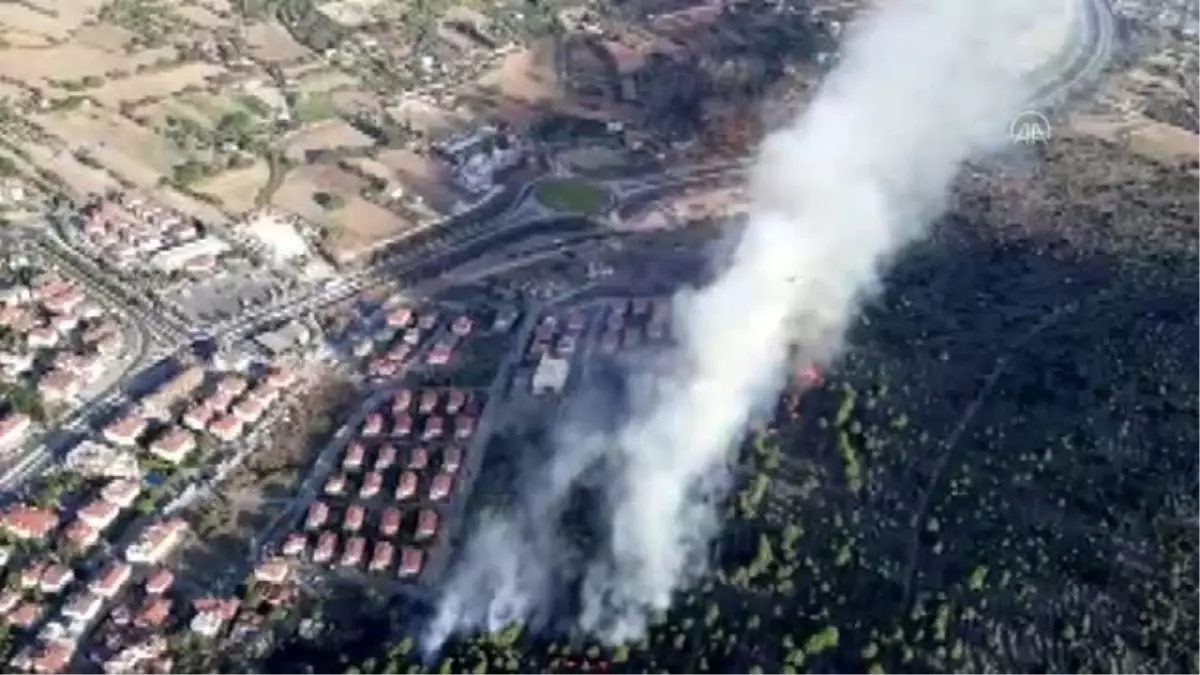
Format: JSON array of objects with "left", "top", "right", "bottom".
[{"left": 425, "top": 0, "right": 1052, "bottom": 651}]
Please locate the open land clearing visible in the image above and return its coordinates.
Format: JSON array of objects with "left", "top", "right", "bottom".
[
  {"left": 283, "top": 119, "right": 375, "bottom": 162},
  {"left": 194, "top": 160, "right": 271, "bottom": 214},
  {"left": 271, "top": 164, "right": 422, "bottom": 263},
  {"left": 34, "top": 108, "right": 182, "bottom": 182}
]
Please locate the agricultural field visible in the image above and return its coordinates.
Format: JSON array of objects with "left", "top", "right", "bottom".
[
  {"left": 193, "top": 159, "right": 271, "bottom": 213},
  {"left": 89, "top": 61, "right": 224, "bottom": 107},
  {"left": 284, "top": 118, "right": 375, "bottom": 161}
]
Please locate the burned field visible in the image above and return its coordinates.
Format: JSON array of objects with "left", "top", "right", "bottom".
[{"left": 702, "top": 225, "right": 1198, "bottom": 674}]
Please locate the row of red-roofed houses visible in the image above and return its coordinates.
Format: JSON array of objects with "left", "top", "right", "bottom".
[
  {"left": 0, "top": 515, "right": 188, "bottom": 673},
  {"left": 281, "top": 527, "right": 429, "bottom": 579},
  {"left": 341, "top": 442, "right": 462, "bottom": 475}
]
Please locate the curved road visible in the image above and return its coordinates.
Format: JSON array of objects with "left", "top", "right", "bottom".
[{"left": 0, "top": 0, "right": 1114, "bottom": 495}]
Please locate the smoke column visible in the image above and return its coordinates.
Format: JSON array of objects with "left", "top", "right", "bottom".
[{"left": 425, "top": 0, "right": 1051, "bottom": 650}]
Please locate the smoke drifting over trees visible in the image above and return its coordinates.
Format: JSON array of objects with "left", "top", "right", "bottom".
[{"left": 425, "top": 0, "right": 1052, "bottom": 652}]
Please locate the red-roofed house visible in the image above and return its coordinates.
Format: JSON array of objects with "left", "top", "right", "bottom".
[
  {"left": 379, "top": 507, "right": 401, "bottom": 536},
  {"left": 392, "top": 390, "right": 412, "bottom": 413},
  {"left": 134, "top": 597, "right": 172, "bottom": 629},
  {"left": 386, "top": 307, "right": 413, "bottom": 328},
  {"left": 416, "top": 509, "right": 438, "bottom": 541},
  {"left": 254, "top": 559, "right": 290, "bottom": 585},
  {"left": 340, "top": 536, "right": 365, "bottom": 568},
  {"left": 442, "top": 445, "right": 463, "bottom": 474},
  {"left": 8, "top": 601, "right": 42, "bottom": 628},
  {"left": 26, "top": 326, "right": 59, "bottom": 349},
  {"left": 150, "top": 427, "right": 195, "bottom": 464},
  {"left": 103, "top": 413, "right": 147, "bottom": 447},
  {"left": 126, "top": 518, "right": 187, "bottom": 564},
  {"left": 395, "top": 470, "right": 418, "bottom": 501},
  {"left": 408, "top": 447, "right": 429, "bottom": 470},
  {"left": 324, "top": 473, "right": 347, "bottom": 496},
  {"left": 207, "top": 414, "right": 243, "bottom": 443},
  {"left": 450, "top": 315, "right": 473, "bottom": 337},
  {"left": 232, "top": 395, "right": 267, "bottom": 425},
  {"left": 359, "top": 471, "right": 383, "bottom": 499},
  {"left": 398, "top": 547, "right": 424, "bottom": 578},
  {"left": 423, "top": 415, "right": 444, "bottom": 441},
  {"left": 445, "top": 389, "right": 467, "bottom": 415},
  {"left": 101, "top": 479, "right": 140, "bottom": 508},
  {"left": 454, "top": 415, "right": 476, "bottom": 440},
  {"left": 182, "top": 403, "right": 214, "bottom": 431},
  {"left": 64, "top": 520, "right": 100, "bottom": 550},
  {"left": 78, "top": 499, "right": 120, "bottom": 530},
  {"left": 426, "top": 340, "right": 454, "bottom": 366},
  {"left": 313, "top": 532, "right": 337, "bottom": 565},
  {"left": 306, "top": 501, "right": 329, "bottom": 530},
  {"left": 39, "top": 564, "right": 74, "bottom": 594},
  {"left": 282, "top": 533, "right": 306, "bottom": 557},
  {"left": 417, "top": 390, "right": 439, "bottom": 415},
  {"left": 30, "top": 638, "right": 74, "bottom": 674},
  {"left": 361, "top": 413, "right": 383, "bottom": 438},
  {"left": 342, "top": 442, "right": 365, "bottom": 471},
  {"left": 0, "top": 504, "right": 58, "bottom": 540},
  {"left": 190, "top": 597, "right": 240, "bottom": 638},
  {"left": 374, "top": 444, "right": 397, "bottom": 470},
  {"left": 145, "top": 568, "right": 174, "bottom": 595},
  {"left": 392, "top": 413, "right": 412, "bottom": 438},
  {"left": 369, "top": 541, "right": 394, "bottom": 572},
  {"left": 0, "top": 412, "right": 31, "bottom": 448},
  {"left": 91, "top": 561, "right": 133, "bottom": 598},
  {"left": 343, "top": 505, "right": 365, "bottom": 533},
  {"left": 429, "top": 473, "right": 454, "bottom": 502}
]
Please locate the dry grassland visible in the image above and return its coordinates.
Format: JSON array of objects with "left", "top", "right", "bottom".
[
  {"left": 0, "top": 42, "right": 173, "bottom": 84},
  {"left": 282, "top": 119, "right": 374, "bottom": 161},
  {"left": 91, "top": 62, "right": 223, "bottom": 106},
  {"left": 194, "top": 160, "right": 270, "bottom": 214},
  {"left": 0, "top": 0, "right": 105, "bottom": 45},
  {"left": 37, "top": 108, "right": 180, "bottom": 180},
  {"left": 271, "top": 164, "right": 419, "bottom": 264},
  {"left": 244, "top": 21, "right": 312, "bottom": 64},
  {"left": 71, "top": 23, "right": 135, "bottom": 51}
]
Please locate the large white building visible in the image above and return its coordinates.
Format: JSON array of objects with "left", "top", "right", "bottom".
[
  {"left": 531, "top": 356, "right": 570, "bottom": 395},
  {"left": 150, "top": 237, "right": 231, "bottom": 273}
]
